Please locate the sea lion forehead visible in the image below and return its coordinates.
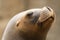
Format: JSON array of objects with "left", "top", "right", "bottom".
[
  {"left": 26, "top": 8, "right": 41, "bottom": 12},
  {"left": 25, "top": 8, "right": 43, "bottom": 17},
  {"left": 23, "top": 9, "right": 41, "bottom": 17}
]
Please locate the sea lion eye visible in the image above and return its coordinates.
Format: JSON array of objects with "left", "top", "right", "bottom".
[{"left": 27, "top": 12, "right": 33, "bottom": 17}]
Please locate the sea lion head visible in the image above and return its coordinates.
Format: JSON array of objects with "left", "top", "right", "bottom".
[{"left": 16, "top": 7, "right": 55, "bottom": 40}]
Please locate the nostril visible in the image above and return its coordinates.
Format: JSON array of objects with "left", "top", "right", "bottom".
[{"left": 46, "top": 7, "right": 51, "bottom": 11}]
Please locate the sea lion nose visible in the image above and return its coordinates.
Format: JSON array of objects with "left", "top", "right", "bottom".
[
  {"left": 46, "top": 7, "right": 51, "bottom": 11},
  {"left": 42, "top": 7, "right": 52, "bottom": 12}
]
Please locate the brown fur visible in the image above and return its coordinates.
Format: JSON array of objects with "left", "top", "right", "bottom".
[{"left": 2, "top": 7, "right": 55, "bottom": 40}]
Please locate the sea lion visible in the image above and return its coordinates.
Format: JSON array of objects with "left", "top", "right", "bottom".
[{"left": 2, "top": 7, "right": 55, "bottom": 40}]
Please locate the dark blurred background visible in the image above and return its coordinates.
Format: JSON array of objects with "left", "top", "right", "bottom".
[{"left": 0, "top": 0, "right": 60, "bottom": 40}]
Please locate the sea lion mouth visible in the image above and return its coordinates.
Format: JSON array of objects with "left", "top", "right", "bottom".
[
  {"left": 37, "top": 16, "right": 54, "bottom": 29},
  {"left": 41, "top": 16, "right": 54, "bottom": 23}
]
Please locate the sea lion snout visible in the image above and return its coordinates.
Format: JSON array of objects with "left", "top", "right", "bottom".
[{"left": 38, "top": 7, "right": 55, "bottom": 22}]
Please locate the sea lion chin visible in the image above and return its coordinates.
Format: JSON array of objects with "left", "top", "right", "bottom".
[{"left": 2, "top": 7, "right": 55, "bottom": 40}]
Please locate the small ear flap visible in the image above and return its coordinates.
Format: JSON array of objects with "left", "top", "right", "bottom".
[
  {"left": 27, "top": 12, "right": 33, "bottom": 17},
  {"left": 16, "top": 20, "right": 20, "bottom": 27}
]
